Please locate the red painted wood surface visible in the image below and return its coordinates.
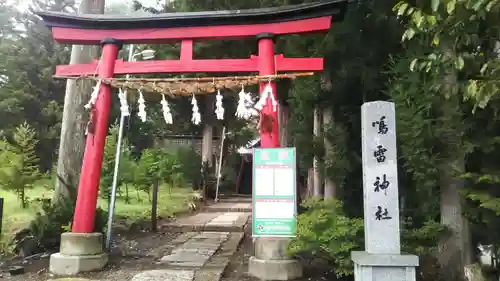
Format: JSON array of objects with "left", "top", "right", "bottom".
[
  {"left": 50, "top": 16, "right": 332, "bottom": 44},
  {"left": 56, "top": 56, "right": 323, "bottom": 76},
  {"left": 258, "top": 38, "right": 281, "bottom": 148},
  {"left": 72, "top": 42, "right": 120, "bottom": 233}
]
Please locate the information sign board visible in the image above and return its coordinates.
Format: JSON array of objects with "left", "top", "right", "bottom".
[{"left": 252, "top": 147, "right": 297, "bottom": 237}]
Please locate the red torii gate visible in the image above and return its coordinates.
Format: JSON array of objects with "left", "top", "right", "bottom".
[{"left": 37, "top": 0, "right": 347, "bottom": 234}]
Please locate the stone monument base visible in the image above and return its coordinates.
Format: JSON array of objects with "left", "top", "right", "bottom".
[
  {"left": 248, "top": 237, "right": 302, "bottom": 280},
  {"left": 49, "top": 232, "right": 108, "bottom": 275},
  {"left": 351, "top": 251, "right": 419, "bottom": 281}
]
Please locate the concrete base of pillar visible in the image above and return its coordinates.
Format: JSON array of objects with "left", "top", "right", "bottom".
[
  {"left": 248, "top": 237, "right": 302, "bottom": 280},
  {"left": 248, "top": 256, "right": 302, "bottom": 280},
  {"left": 351, "top": 251, "right": 419, "bottom": 281},
  {"left": 49, "top": 252, "right": 108, "bottom": 275},
  {"left": 49, "top": 232, "right": 108, "bottom": 275}
]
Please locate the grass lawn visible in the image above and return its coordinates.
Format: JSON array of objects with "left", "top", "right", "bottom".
[
  {"left": 0, "top": 181, "right": 192, "bottom": 253},
  {"left": 97, "top": 184, "right": 193, "bottom": 225}
]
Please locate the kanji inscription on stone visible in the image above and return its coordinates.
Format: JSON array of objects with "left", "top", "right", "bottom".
[{"left": 361, "top": 101, "right": 401, "bottom": 255}]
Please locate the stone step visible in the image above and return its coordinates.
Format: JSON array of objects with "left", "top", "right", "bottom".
[
  {"left": 217, "top": 196, "right": 252, "bottom": 203},
  {"left": 162, "top": 212, "right": 251, "bottom": 233},
  {"left": 130, "top": 231, "right": 245, "bottom": 281},
  {"left": 204, "top": 202, "right": 252, "bottom": 213}
]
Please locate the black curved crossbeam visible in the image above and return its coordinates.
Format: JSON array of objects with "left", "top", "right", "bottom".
[{"left": 35, "top": 0, "right": 348, "bottom": 30}]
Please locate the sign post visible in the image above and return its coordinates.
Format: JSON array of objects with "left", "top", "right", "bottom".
[{"left": 252, "top": 147, "right": 297, "bottom": 237}]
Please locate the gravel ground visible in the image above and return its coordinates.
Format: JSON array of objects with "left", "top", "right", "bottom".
[{"left": 1, "top": 228, "right": 180, "bottom": 281}]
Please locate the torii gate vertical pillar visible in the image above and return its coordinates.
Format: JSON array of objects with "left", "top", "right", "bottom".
[
  {"left": 49, "top": 38, "right": 120, "bottom": 276},
  {"left": 257, "top": 33, "right": 280, "bottom": 148},
  {"left": 248, "top": 33, "right": 303, "bottom": 281},
  {"left": 73, "top": 38, "right": 121, "bottom": 233}
]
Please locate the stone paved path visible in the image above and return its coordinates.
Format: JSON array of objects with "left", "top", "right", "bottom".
[
  {"left": 205, "top": 202, "right": 252, "bottom": 213},
  {"left": 163, "top": 212, "right": 251, "bottom": 232},
  {"left": 129, "top": 200, "right": 249, "bottom": 281}
]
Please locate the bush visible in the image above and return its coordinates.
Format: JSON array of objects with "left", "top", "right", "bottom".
[
  {"left": 11, "top": 198, "right": 107, "bottom": 255},
  {"left": 175, "top": 146, "right": 201, "bottom": 186},
  {"left": 0, "top": 122, "right": 42, "bottom": 208},
  {"left": 288, "top": 198, "right": 364, "bottom": 278},
  {"left": 401, "top": 219, "right": 449, "bottom": 281},
  {"left": 288, "top": 199, "right": 448, "bottom": 280}
]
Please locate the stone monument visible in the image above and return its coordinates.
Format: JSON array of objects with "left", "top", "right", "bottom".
[{"left": 351, "top": 101, "right": 418, "bottom": 281}]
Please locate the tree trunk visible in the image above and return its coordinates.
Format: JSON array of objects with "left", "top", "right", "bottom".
[
  {"left": 305, "top": 168, "right": 314, "bottom": 199},
  {"left": 323, "top": 107, "right": 336, "bottom": 199},
  {"left": 201, "top": 97, "right": 214, "bottom": 169},
  {"left": 125, "top": 183, "right": 129, "bottom": 204},
  {"left": 201, "top": 96, "right": 214, "bottom": 198},
  {"left": 52, "top": 0, "right": 104, "bottom": 204},
  {"left": 313, "top": 106, "right": 322, "bottom": 197},
  {"left": 278, "top": 103, "right": 289, "bottom": 147},
  {"left": 201, "top": 124, "right": 213, "bottom": 168},
  {"left": 439, "top": 159, "right": 472, "bottom": 280},
  {"left": 438, "top": 47, "right": 473, "bottom": 280},
  {"left": 21, "top": 187, "right": 26, "bottom": 208}
]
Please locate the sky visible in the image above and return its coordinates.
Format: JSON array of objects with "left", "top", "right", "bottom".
[{"left": 15, "top": 0, "right": 162, "bottom": 13}]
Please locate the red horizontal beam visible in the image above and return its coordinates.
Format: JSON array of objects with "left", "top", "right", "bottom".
[
  {"left": 50, "top": 16, "right": 332, "bottom": 44},
  {"left": 55, "top": 55, "right": 323, "bottom": 76}
]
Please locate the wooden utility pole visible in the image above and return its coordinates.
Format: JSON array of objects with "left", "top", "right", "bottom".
[{"left": 52, "top": 0, "right": 105, "bottom": 204}]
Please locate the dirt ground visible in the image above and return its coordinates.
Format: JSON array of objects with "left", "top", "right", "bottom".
[
  {"left": 1, "top": 201, "right": 337, "bottom": 281},
  {"left": 0, "top": 226, "right": 180, "bottom": 281},
  {"left": 221, "top": 236, "right": 339, "bottom": 281},
  {"left": 1, "top": 228, "right": 339, "bottom": 281},
  {"left": 2, "top": 232, "right": 338, "bottom": 281}
]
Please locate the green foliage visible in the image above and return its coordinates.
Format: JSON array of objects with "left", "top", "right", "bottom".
[
  {"left": 174, "top": 146, "right": 202, "bottom": 186},
  {"left": 120, "top": 147, "right": 136, "bottom": 203},
  {"left": 288, "top": 199, "right": 364, "bottom": 277},
  {"left": 157, "top": 147, "right": 202, "bottom": 189},
  {"left": 0, "top": 122, "right": 41, "bottom": 208},
  {"left": 323, "top": 121, "right": 352, "bottom": 186},
  {"left": 289, "top": 199, "right": 448, "bottom": 278},
  {"left": 132, "top": 146, "right": 200, "bottom": 198},
  {"left": 100, "top": 125, "right": 119, "bottom": 200},
  {"left": 402, "top": 220, "right": 449, "bottom": 256},
  {"left": 24, "top": 197, "right": 107, "bottom": 252},
  {"left": 460, "top": 172, "right": 500, "bottom": 271},
  {"left": 133, "top": 148, "right": 158, "bottom": 200},
  {"left": 0, "top": 0, "right": 71, "bottom": 171},
  {"left": 393, "top": 0, "right": 500, "bottom": 110}
]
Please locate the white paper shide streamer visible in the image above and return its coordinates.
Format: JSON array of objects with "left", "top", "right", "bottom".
[
  {"left": 235, "top": 86, "right": 247, "bottom": 119},
  {"left": 161, "top": 94, "right": 173, "bottom": 124},
  {"left": 235, "top": 86, "right": 255, "bottom": 120},
  {"left": 84, "top": 80, "right": 102, "bottom": 110},
  {"left": 118, "top": 88, "right": 130, "bottom": 117},
  {"left": 191, "top": 94, "right": 201, "bottom": 125},
  {"left": 215, "top": 90, "right": 224, "bottom": 120},
  {"left": 255, "top": 82, "right": 277, "bottom": 112},
  {"left": 137, "top": 90, "right": 147, "bottom": 122}
]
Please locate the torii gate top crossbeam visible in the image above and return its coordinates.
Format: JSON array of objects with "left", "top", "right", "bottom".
[{"left": 35, "top": 0, "right": 348, "bottom": 45}]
